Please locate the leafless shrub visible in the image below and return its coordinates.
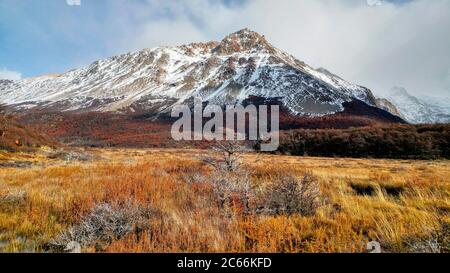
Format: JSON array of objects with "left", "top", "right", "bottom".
[
  {"left": 188, "top": 141, "right": 256, "bottom": 214},
  {"left": 183, "top": 172, "right": 207, "bottom": 186},
  {"left": 194, "top": 141, "right": 322, "bottom": 217},
  {"left": 0, "top": 190, "right": 27, "bottom": 204},
  {"left": 408, "top": 237, "right": 442, "bottom": 253},
  {"left": 202, "top": 141, "right": 250, "bottom": 172},
  {"left": 0, "top": 161, "right": 33, "bottom": 168},
  {"left": 50, "top": 202, "right": 156, "bottom": 252},
  {"left": 47, "top": 150, "right": 94, "bottom": 162},
  {"left": 184, "top": 169, "right": 254, "bottom": 214},
  {"left": 406, "top": 223, "right": 449, "bottom": 253},
  {"left": 260, "top": 173, "right": 322, "bottom": 216},
  {"left": 211, "top": 169, "right": 254, "bottom": 214}
]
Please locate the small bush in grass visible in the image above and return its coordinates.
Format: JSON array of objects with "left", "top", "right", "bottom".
[
  {"left": 407, "top": 237, "right": 442, "bottom": 253},
  {"left": 0, "top": 190, "right": 27, "bottom": 205},
  {"left": 261, "top": 173, "right": 322, "bottom": 216},
  {"left": 210, "top": 169, "right": 254, "bottom": 214},
  {"left": 47, "top": 150, "right": 94, "bottom": 162},
  {"left": 50, "top": 202, "right": 156, "bottom": 252},
  {"left": 189, "top": 141, "right": 255, "bottom": 214},
  {"left": 192, "top": 141, "right": 323, "bottom": 217},
  {"left": 185, "top": 169, "right": 254, "bottom": 214},
  {"left": 406, "top": 223, "right": 449, "bottom": 253}
]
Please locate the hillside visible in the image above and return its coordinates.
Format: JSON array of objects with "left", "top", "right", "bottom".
[
  {"left": 0, "top": 106, "right": 55, "bottom": 152},
  {"left": 386, "top": 87, "right": 450, "bottom": 124}
]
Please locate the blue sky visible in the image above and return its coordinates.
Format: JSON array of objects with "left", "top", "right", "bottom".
[
  {"left": 0, "top": 0, "right": 449, "bottom": 97},
  {"left": 0, "top": 0, "right": 246, "bottom": 78}
]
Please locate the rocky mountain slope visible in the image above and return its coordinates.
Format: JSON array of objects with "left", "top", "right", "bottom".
[
  {"left": 0, "top": 29, "right": 383, "bottom": 118},
  {"left": 386, "top": 87, "right": 450, "bottom": 124}
]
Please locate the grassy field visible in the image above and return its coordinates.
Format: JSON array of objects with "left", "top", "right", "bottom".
[{"left": 0, "top": 148, "right": 449, "bottom": 253}]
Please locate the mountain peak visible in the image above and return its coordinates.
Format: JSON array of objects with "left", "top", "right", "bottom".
[
  {"left": 387, "top": 86, "right": 450, "bottom": 124},
  {"left": 390, "top": 86, "right": 409, "bottom": 97},
  {"left": 212, "top": 28, "right": 275, "bottom": 55},
  {"left": 0, "top": 28, "right": 381, "bottom": 118},
  {"left": 231, "top": 28, "right": 264, "bottom": 38}
]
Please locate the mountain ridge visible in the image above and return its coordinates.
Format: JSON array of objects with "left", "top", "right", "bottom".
[
  {"left": 1, "top": 28, "right": 396, "bottom": 121},
  {"left": 385, "top": 87, "right": 450, "bottom": 124}
]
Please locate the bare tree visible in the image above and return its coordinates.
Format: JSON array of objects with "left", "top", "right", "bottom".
[
  {"left": 202, "top": 140, "right": 251, "bottom": 172},
  {"left": 186, "top": 140, "right": 257, "bottom": 214}
]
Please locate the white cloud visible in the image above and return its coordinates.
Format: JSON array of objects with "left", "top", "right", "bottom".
[
  {"left": 444, "top": 69, "right": 450, "bottom": 92},
  {"left": 133, "top": 20, "right": 207, "bottom": 49},
  {"left": 102, "top": 0, "right": 450, "bottom": 97},
  {"left": 122, "top": 0, "right": 448, "bottom": 97},
  {"left": 105, "top": 0, "right": 237, "bottom": 51},
  {"left": 0, "top": 68, "right": 22, "bottom": 81},
  {"left": 32, "top": 0, "right": 450, "bottom": 98},
  {"left": 367, "top": 0, "right": 384, "bottom": 6},
  {"left": 66, "top": 0, "right": 81, "bottom": 6},
  {"left": 216, "top": 0, "right": 450, "bottom": 97}
]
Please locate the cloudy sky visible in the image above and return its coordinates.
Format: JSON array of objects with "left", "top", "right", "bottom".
[{"left": 0, "top": 0, "right": 449, "bottom": 98}]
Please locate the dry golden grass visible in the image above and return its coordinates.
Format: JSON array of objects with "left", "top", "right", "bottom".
[{"left": 0, "top": 148, "right": 449, "bottom": 253}]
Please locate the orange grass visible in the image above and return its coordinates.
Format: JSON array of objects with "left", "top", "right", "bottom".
[{"left": 0, "top": 148, "right": 449, "bottom": 253}]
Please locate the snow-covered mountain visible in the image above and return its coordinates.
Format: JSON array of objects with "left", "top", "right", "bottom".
[
  {"left": 386, "top": 87, "right": 450, "bottom": 124},
  {"left": 0, "top": 29, "right": 381, "bottom": 117}
]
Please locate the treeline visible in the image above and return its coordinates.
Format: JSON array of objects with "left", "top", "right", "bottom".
[{"left": 279, "top": 124, "right": 450, "bottom": 159}]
